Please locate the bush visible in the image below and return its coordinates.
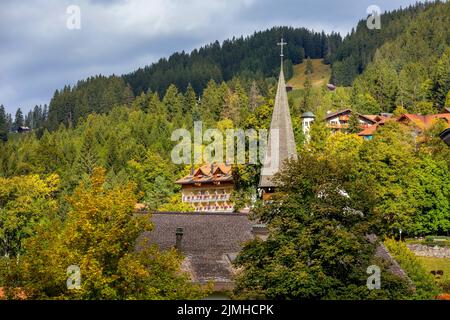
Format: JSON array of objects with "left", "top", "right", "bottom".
[
  {"left": 424, "top": 236, "right": 450, "bottom": 247},
  {"left": 384, "top": 238, "right": 440, "bottom": 299}
]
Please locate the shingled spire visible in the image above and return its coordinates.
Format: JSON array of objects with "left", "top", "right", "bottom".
[{"left": 259, "top": 38, "right": 297, "bottom": 191}]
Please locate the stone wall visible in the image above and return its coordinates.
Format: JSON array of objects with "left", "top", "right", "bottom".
[{"left": 407, "top": 244, "right": 450, "bottom": 258}]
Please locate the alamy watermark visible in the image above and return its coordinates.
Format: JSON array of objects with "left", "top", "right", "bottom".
[
  {"left": 67, "top": 265, "right": 81, "bottom": 290},
  {"left": 367, "top": 5, "right": 381, "bottom": 30},
  {"left": 367, "top": 265, "right": 381, "bottom": 290},
  {"left": 66, "top": 5, "right": 81, "bottom": 30},
  {"left": 171, "top": 121, "right": 280, "bottom": 174}
]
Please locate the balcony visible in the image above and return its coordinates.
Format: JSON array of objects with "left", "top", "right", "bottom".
[
  {"left": 194, "top": 205, "right": 234, "bottom": 213},
  {"left": 183, "top": 194, "right": 231, "bottom": 203}
]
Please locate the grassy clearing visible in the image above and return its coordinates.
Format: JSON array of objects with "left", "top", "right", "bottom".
[
  {"left": 287, "top": 59, "right": 331, "bottom": 89},
  {"left": 417, "top": 256, "right": 450, "bottom": 289}
]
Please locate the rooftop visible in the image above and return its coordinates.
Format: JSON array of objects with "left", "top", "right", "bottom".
[
  {"left": 301, "top": 111, "right": 316, "bottom": 118},
  {"left": 140, "top": 212, "right": 256, "bottom": 290},
  {"left": 176, "top": 163, "right": 233, "bottom": 186}
]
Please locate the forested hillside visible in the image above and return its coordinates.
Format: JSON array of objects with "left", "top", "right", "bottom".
[
  {"left": 330, "top": 1, "right": 437, "bottom": 86},
  {"left": 123, "top": 26, "right": 341, "bottom": 97},
  {"left": 350, "top": 1, "right": 450, "bottom": 113}
]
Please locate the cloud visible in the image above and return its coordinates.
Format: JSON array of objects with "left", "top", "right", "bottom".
[{"left": 0, "top": 0, "right": 420, "bottom": 114}]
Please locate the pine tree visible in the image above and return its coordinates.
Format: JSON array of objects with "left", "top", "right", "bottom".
[
  {"left": 301, "top": 76, "right": 313, "bottom": 112},
  {"left": 432, "top": 48, "right": 450, "bottom": 108},
  {"left": 347, "top": 112, "right": 361, "bottom": 134},
  {"left": 78, "top": 129, "right": 99, "bottom": 175},
  {"left": 185, "top": 84, "right": 198, "bottom": 119},
  {"left": 14, "top": 108, "right": 24, "bottom": 130},
  {"left": 0, "top": 105, "right": 8, "bottom": 142}
]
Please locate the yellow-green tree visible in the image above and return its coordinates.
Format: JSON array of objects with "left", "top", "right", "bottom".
[
  {"left": 2, "top": 168, "right": 207, "bottom": 300},
  {"left": 0, "top": 174, "right": 59, "bottom": 258}
]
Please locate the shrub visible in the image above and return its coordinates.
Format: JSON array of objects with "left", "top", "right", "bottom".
[{"left": 384, "top": 238, "right": 440, "bottom": 299}]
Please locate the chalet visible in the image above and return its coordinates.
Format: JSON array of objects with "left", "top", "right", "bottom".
[
  {"left": 176, "top": 164, "right": 235, "bottom": 213},
  {"left": 324, "top": 109, "right": 378, "bottom": 133},
  {"left": 396, "top": 113, "right": 450, "bottom": 131}
]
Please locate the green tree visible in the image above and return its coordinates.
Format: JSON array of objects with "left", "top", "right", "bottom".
[
  {"left": 0, "top": 105, "right": 8, "bottom": 142},
  {"left": 432, "top": 48, "right": 450, "bottom": 108},
  {"left": 234, "top": 152, "right": 410, "bottom": 299},
  {"left": 0, "top": 174, "right": 59, "bottom": 258},
  {"left": 1, "top": 168, "right": 208, "bottom": 299},
  {"left": 358, "top": 122, "right": 450, "bottom": 236},
  {"left": 347, "top": 112, "right": 361, "bottom": 134},
  {"left": 14, "top": 108, "right": 24, "bottom": 130},
  {"left": 301, "top": 76, "right": 313, "bottom": 112},
  {"left": 308, "top": 116, "right": 330, "bottom": 153}
]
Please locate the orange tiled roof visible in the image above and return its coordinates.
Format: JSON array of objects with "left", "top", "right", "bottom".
[
  {"left": 358, "top": 112, "right": 450, "bottom": 136},
  {"left": 358, "top": 125, "right": 378, "bottom": 136},
  {"left": 176, "top": 163, "right": 233, "bottom": 185},
  {"left": 399, "top": 113, "right": 450, "bottom": 129}
]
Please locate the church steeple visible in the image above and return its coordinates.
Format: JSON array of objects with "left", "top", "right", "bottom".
[{"left": 259, "top": 38, "right": 297, "bottom": 191}]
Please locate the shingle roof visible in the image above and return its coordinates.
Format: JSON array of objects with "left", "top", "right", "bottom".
[{"left": 141, "top": 212, "right": 255, "bottom": 288}]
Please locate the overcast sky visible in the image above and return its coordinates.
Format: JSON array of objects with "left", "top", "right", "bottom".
[{"left": 0, "top": 0, "right": 420, "bottom": 114}]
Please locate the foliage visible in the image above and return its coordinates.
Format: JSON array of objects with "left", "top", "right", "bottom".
[
  {"left": 351, "top": 2, "right": 450, "bottom": 112},
  {"left": 347, "top": 112, "right": 361, "bottom": 134},
  {"left": 234, "top": 150, "right": 410, "bottom": 299},
  {"left": 0, "top": 174, "right": 59, "bottom": 258},
  {"left": 0, "top": 168, "right": 207, "bottom": 300},
  {"left": 358, "top": 122, "right": 450, "bottom": 236},
  {"left": 384, "top": 238, "right": 440, "bottom": 299},
  {"left": 158, "top": 195, "right": 193, "bottom": 212},
  {"left": 330, "top": 2, "right": 437, "bottom": 86}
]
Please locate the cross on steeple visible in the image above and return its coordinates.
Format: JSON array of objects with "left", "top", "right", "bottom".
[{"left": 277, "top": 38, "right": 287, "bottom": 58}]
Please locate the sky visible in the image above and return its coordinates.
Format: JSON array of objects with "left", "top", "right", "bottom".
[{"left": 0, "top": 0, "right": 421, "bottom": 114}]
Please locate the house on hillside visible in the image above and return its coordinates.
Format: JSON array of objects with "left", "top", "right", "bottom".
[{"left": 324, "top": 109, "right": 378, "bottom": 133}]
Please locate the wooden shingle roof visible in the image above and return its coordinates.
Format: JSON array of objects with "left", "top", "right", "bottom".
[{"left": 141, "top": 212, "right": 255, "bottom": 288}]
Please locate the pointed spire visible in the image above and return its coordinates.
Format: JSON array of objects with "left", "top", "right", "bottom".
[{"left": 259, "top": 39, "right": 297, "bottom": 189}]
